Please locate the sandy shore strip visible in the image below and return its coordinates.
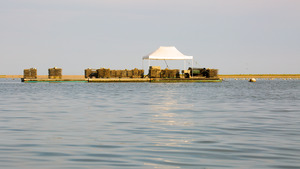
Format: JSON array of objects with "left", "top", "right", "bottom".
[{"left": 219, "top": 74, "right": 300, "bottom": 79}]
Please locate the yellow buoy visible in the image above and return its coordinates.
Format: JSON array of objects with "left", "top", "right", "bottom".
[{"left": 249, "top": 78, "right": 256, "bottom": 82}]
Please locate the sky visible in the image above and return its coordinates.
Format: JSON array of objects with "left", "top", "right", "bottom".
[{"left": 1, "top": 0, "right": 300, "bottom": 75}]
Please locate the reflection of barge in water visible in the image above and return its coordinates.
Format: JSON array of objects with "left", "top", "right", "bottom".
[{"left": 21, "top": 66, "right": 222, "bottom": 83}]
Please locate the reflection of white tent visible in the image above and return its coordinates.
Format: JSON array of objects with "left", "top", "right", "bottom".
[{"left": 142, "top": 46, "right": 193, "bottom": 70}]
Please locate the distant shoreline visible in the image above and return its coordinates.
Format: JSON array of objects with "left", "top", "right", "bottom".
[
  {"left": 219, "top": 74, "right": 300, "bottom": 79},
  {"left": 1, "top": 74, "right": 300, "bottom": 79}
]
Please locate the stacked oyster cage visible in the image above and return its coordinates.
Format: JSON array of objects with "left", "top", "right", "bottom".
[
  {"left": 85, "top": 68, "right": 144, "bottom": 78},
  {"left": 188, "top": 67, "right": 218, "bottom": 78},
  {"left": 149, "top": 66, "right": 180, "bottom": 78},
  {"left": 84, "top": 68, "right": 98, "bottom": 78},
  {"left": 161, "top": 69, "right": 180, "bottom": 78},
  {"left": 97, "top": 68, "right": 111, "bottom": 78},
  {"left": 23, "top": 68, "right": 37, "bottom": 79},
  {"left": 48, "top": 67, "right": 62, "bottom": 79},
  {"left": 149, "top": 66, "right": 161, "bottom": 78}
]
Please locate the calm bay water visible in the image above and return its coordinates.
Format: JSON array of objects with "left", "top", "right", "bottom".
[{"left": 0, "top": 79, "right": 300, "bottom": 169}]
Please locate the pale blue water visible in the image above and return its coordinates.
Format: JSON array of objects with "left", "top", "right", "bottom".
[{"left": 0, "top": 79, "right": 300, "bottom": 169}]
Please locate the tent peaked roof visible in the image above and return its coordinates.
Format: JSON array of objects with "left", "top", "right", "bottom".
[{"left": 143, "top": 46, "right": 193, "bottom": 60}]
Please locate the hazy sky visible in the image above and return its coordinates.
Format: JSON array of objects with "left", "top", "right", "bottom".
[{"left": 1, "top": 0, "right": 299, "bottom": 75}]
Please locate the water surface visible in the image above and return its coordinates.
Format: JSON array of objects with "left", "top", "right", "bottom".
[{"left": 0, "top": 79, "right": 300, "bottom": 168}]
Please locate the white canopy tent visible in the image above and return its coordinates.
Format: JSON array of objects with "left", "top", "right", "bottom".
[{"left": 142, "top": 46, "right": 193, "bottom": 71}]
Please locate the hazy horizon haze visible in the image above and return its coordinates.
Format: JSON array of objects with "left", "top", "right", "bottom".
[{"left": 1, "top": 0, "right": 299, "bottom": 75}]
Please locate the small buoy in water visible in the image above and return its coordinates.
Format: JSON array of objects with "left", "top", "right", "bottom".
[{"left": 249, "top": 78, "right": 256, "bottom": 82}]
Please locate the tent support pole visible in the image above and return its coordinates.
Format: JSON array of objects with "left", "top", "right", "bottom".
[
  {"left": 148, "top": 60, "right": 150, "bottom": 75},
  {"left": 192, "top": 59, "right": 193, "bottom": 77},
  {"left": 142, "top": 59, "right": 144, "bottom": 76}
]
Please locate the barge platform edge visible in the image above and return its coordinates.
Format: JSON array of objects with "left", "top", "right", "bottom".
[{"left": 21, "top": 77, "right": 222, "bottom": 83}]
